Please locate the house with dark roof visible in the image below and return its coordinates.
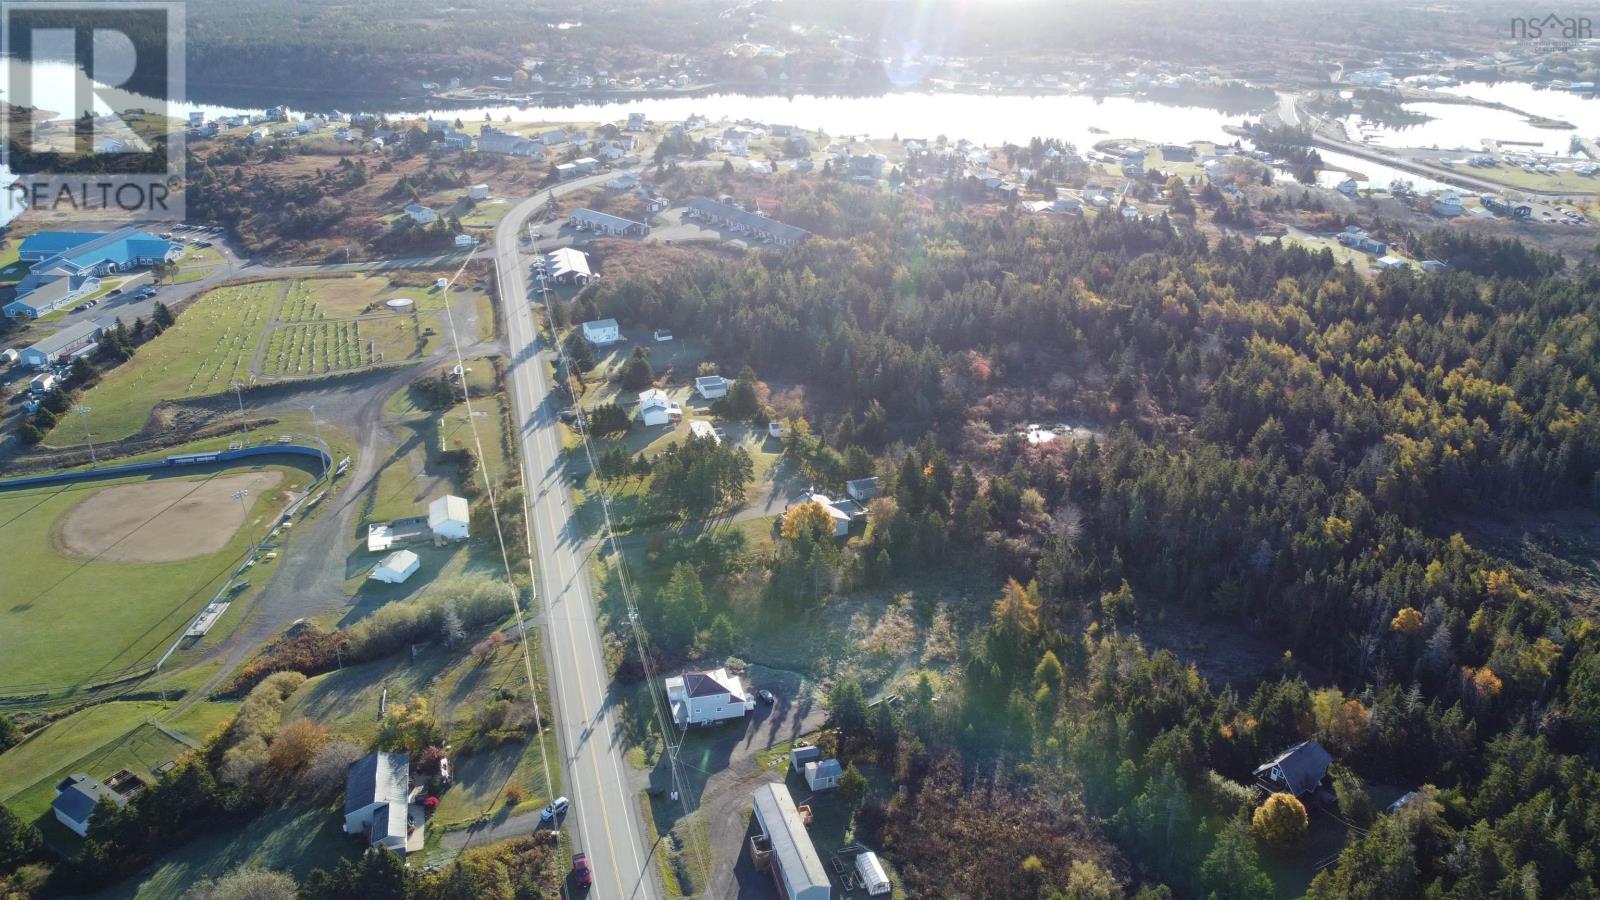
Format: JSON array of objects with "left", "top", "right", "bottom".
[
  {"left": 665, "top": 667, "right": 751, "bottom": 726},
  {"left": 686, "top": 198, "right": 810, "bottom": 246},
  {"left": 1253, "top": 739, "right": 1333, "bottom": 797},
  {"left": 343, "top": 751, "right": 420, "bottom": 854},
  {"left": 53, "top": 774, "right": 124, "bottom": 837},
  {"left": 568, "top": 208, "right": 650, "bottom": 236}
]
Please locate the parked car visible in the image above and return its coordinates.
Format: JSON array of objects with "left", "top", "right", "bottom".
[
  {"left": 757, "top": 689, "right": 775, "bottom": 704},
  {"left": 540, "top": 796, "right": 570, "bottom": 823},
  {"left": 569, "top": 852, "right": 593, "bottom": 888},
  {"left": 107, "top": 288, "right": 122, "bottom": 296}
]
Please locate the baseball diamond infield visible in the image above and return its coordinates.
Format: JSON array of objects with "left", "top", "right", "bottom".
[{"left": 53, "top": 471, "right": 285, "bottom": 564}]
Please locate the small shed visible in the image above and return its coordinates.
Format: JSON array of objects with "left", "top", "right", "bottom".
[
  {"left": 789, "top": 743, "right": 820, "bottom": 773},
  {"left": 804, "top": 758, "right": 842, "bottom": 791},
  {"left": 370, "top": 550, "right": 420, "bottom": 584},
  {"left": 856, "top": 850, "right": 891, "bottom": 896}
]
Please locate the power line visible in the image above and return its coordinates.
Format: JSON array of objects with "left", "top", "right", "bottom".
[
  {"left": 542, "top": 285, "right": 710, "bottom": 880},
  {"left": 432, "top": 247, "right": 561, "bottom": 855}
]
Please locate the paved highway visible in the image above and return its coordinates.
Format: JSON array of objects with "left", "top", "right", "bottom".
[{"left": 492, "top": 172, "right": 661, "bottom": 900}]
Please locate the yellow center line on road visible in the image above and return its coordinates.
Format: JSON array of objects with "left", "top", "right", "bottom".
[{"left": 502, "top": 230, "right": 648, "bottom": 898}]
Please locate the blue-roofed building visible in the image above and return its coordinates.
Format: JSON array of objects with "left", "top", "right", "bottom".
[
  {"left": 5, "top": 226, "right": 182, "bottom": 318},
  {"left": 53, "top": 773, "right": 124, "bottom": 837}
]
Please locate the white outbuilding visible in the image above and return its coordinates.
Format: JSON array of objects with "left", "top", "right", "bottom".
[
  {"left": 428, "top": 495, "right": 471, "bottom": 542},
  {"left": 370, "top": 549, "right": 420, "bottom": 584},
  {"left": 855, "top": 850, "right": 891, "bottom": 896}
]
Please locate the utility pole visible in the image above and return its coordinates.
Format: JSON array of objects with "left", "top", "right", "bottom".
[
  {"left": 73, "top": 406, "right": 96, "bottom": 466},
  {"left": 230, "top": 381, "right": 251, "bottom": 446},
  {"left": 308, "top": 403, "right": 327, "bottom": 477},
  {"left": 232, "top": 489, "right": 258, "bottom": 550}
]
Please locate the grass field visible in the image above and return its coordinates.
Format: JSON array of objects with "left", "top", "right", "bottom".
[
  {"left": 0, "top": 699, "right": 236, "bottom": 835},
  {"left": 0, "top": 468, "right": 307, "bottom": 697},
  {"left": 92, "top": 806, "right": 355, "bottom": 899},
  {"left": 70, "top": 281, "right": 279, "bottom": 441},
  {"left": 284, "top": 635, "right": 559, "bottom": 827}
]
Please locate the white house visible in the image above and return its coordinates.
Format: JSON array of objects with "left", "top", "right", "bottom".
[
  {"left": 638, "top": 388, "right": 682, "bottom": 427},
  {"left": 467, "top": 183, "right": 490, "bottom": 200},
  {"left": 845, "top": 476, "right": 879, "bottom": 502},
  {"left": 580, "top": 318, "right": 620, "bottom": 346},
  {"left": 804, "top": 758, "right": 843, "bottom": 791},
  {"left": 785, "top": 493, "right": 851, "bottom": 537},
  {"left": 1378, "top": 255, "right": 1410, "bottom": 271},
  {"left": 1432, "top": 192, "right": 1464, "bottom": 216},
  {"left": 404, "top": 203, "right": 438, "bottom": 225},
  {"left": 52, "top": 774, "right": 124, "bottom": 837},
  {"left": 454, "top": 234, "right": 478, "bottom": 248},
  {"left": 664, "top": 667, "right": 751, "bottom": 726},
  {"left": 428, "top": 495, "right": 471, "bottom": 542},
  {"left": 343, "top": 751, "right": 418, "bottom": 854},
  {"left": 370, "top": 549, "right": 420, "bottom": 584},
  {"left": 694, "top": 374, "right": 730, "bottom": 400},
  {"left": 688, "top": 420, "right": 721, "bottom": 444}
]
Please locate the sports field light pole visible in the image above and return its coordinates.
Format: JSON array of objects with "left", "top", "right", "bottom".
[
  {"left": 232, "top": 489, "right": 259, "bottom": 550},
  {"left": 73, "top": 406, "right": 97, "bottom": 467},
  {"left": 230, "top": 381, "right": 251, "bottom": 446},
  {"left": 308, "top": 403, "right": 327, "bottom": 478}
]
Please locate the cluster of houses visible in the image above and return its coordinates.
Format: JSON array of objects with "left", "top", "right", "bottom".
[{"left": 3, "top": 227, "right": 183, "bottom": 319}]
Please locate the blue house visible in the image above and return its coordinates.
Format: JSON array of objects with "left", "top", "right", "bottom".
[{"left": 5, "top": 227, "right": 182, "bottom": 318}]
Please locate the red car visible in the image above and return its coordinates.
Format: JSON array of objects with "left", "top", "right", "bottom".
[{"left": 570, "top": 852, "right": 593, "bottom": 888}]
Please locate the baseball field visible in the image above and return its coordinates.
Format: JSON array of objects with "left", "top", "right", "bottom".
[{"left": 0, "top": 465, "right": 306, "bottom": 698}]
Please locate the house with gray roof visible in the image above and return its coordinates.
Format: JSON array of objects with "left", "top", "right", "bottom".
[
  {"left": 804, "top": 758, "right": 843, "bottom": 791},
  {"left": 751, "top": 782, "right": 832, "bottom": 899},
  {"left": 19, "top": 318, "right": 108, "bottom": 368},
  {"left": 687, "top": 198, "right": 810, "bottom": 246},
  {"left": 53, "top": 773, "right": 124, "bottom": 837},
  {"left": 1253, "top": 739, "right": 1333, "bottom": 797},
  {"left": 343, "top": 751, "right": 419, "bottom": 854}
]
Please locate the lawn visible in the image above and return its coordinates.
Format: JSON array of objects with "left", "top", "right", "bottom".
[
  {"left": 68, "top": 281, "right": 280, "bottom": 441},
  {"left": 92, "top": 806, "right": 357, "bottom": 899},
  {"left": 437, "top": 395, "right": 511, "bottom": 487},
  {"left": 0, "top": 468, "right": 307, "bottom": 698},
  {"left": 0, "top": 699, "right": 236, "bottom": 840},
  {"left": 284, "top": 634, "right": 560, "bottom": 828}
]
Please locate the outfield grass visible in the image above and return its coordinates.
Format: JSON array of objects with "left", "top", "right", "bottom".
[
  {"left": 69, "top": 281, "right": 280, "bottom": 441},
  {"left": 0, "top": 469, "right": 304, "bottom": 696}
]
